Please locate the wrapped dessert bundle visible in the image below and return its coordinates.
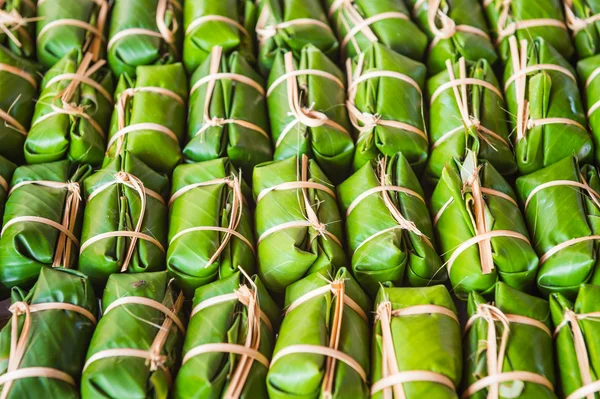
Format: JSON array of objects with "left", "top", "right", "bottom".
[
  {"left": 0, "top": 267, "right": 98, "bottom": 398},
  {"left": 463, "top": 283, "right": 556, "bottom": 398},
  {"left": 267, "top": 268, "right": 371, "bottom": 398},
  {"left": 182, "top": 0, "right": 256, "bottom": 73},
  {"left": 36, "top": 0, "right": 108, "bottom": 68},
  {"left": 167, "top": 159, "right": 255, "bottom": 297},
  {"left": 81, "top": 271, "right": 186, "bottom": 399},
  {"left": 172, "top": 271, "right": 279, "bottom": 398},
  {"left": 516, "top": 156, "right": 600, "bottom": 298},
  {"left": 578, "top": 54, "right": 600, "bottom": 164},
  {"left": 551, "top": 284, "right": 600, "bottom": 399},
  {"left": 425, "top": 57, "right": 516, "bottom": 184},
  {"left": 323, "top": 0, "right": 427, "bottom": 61},
  {"left": 255, "top": 0, "right": 338, "bottom": 76},
  {"left": 564, "top": 0, "right": 600, "bottom": 58},
  {"left": 183, "top": 46, "right": 271, "bottom": 178},
  {"left": 0, "top": 45, "right": 40, "bottom": 164},
  {"left": 0, "top": 0, "right": 36, "bottom": 58},
  {"left": 504, "top": 36, "right": 592, "bottom": 175},
  {"left": 371, "top": 285, "right": 462, "bottom": 399},
  {"left": 267, "top": 45, "right": 353, "bottom": 184},
  {"left": 347, "top": 43, "right": 428, "bottom": 172},
  {"left": 253, "top": 155, "right": 346, "bottom": 294},
  {"left": 407, "top": 0, "right": 497, "bottom": 75},
  {"left": 78, "top": 152, "right": 169, "bottom": 290},
  {"left": 337, "top": 154, "right": 443, "bottom": 296},
  {"left": 430, "top": 152, "right": 538, "bottom": 299},
  {"left": 107, "top": 0, "right": 182, "bottom": 77},
  {"left": 0, "top": 160, "right": 90, "bottom": 296},
  {"left": 104, "top": 63, "right": 187, "bottom": 176},
  {"left": 24, "top": 51, "right": 113, "bottom": 166},
  {"left": 0, "top": 156, "right": 15, "bottom": 217},
  {"left": 483, "top": 0, "right": 574, "bottom": 61}
]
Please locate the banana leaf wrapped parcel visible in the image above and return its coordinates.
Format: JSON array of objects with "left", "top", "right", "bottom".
[
  {"left": 0, "top": 160, "right": 90, "bottom": 297},
  {"left": 253, "top": 155, "right": 346, "bottom": 294},
  {"left": 463, "top": 282, "right": 556, "bottom": 399},
  {"left": 371, "top": 285, "right": 462, "bottom": 399},
  {"left": 578, "top": 54, "right": 600, "bottom": 165},
  {"left": 516, "top": 156, "right": 600, "bottom": 298},
  {"left": 254, "top": 0, "right": 338, "bottom": 75},
  {"left": 337, "top": 154, "right": 443, "bottom": 296},
  {"left": 182, "top": 0, "right": 257, "bottom": 73},
  {"left": 483, "top": 0, "right": 574, "bottom": 61},
  {"left": 0, "top": 267, "right": 98, "bottom": 399},
  {"left": 564, "top": 0, "right": 600, "bottom": 58},
  {"left": 0, "top": 0, "right": 36, "bottom": 58},
  {"left": 183, "top": 46, "right": 271, "bottom": 178},
  {"left": 347, "top": 43, "right": 428, "bottom": 172},
  {"left": 504, "top": 36, "right": 592, "bottom": 175},
  {"left": 425, "top": 57, "right": 516, "bottom": 185},
  {"left": 105, "top": 63, "right": 187, "bottom": 176},
  {"left": 78, "top": 152, "right": 169, "bottom": 290},
  {"left": 172, "top": 271, "right": 279, "bottom": 399},
  {"left": 81, "top": 271, "right": 186, "bottom": 399},
  {"left": 0, "top": 156, "right": 15, "bottom": 218},
  {"left": 267, "top": 45, "right": 353, "bottom": 184},
  {"left": 24, "top": 50, "right": 114, "bottom": 166},
  {"left": 168, "top": 159, "right": 255, "bottom": 297},
  {"left": 324, "top": 0, "right": 427, "bottom": 61},
  {"left": 36, "top": 0, "right": 108, "bottom": 68},
  {"left": 551, "top": 284, "right": 600, "bottom": 399},
  {"left": 430, "top": 152, "right": 538, "bottom": 300},
  {"left": 107, "top": 0, "right": 182, "bottom": 77},
  {"left": 407, "top": 0, "right": 497, "bottom": 75},
  {"left": 267, "top": 268, "right": 371, "bottom": 399}
]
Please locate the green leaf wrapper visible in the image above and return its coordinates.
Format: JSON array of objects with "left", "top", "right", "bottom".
[
  {"left": 81, "top": 271, "right": 186, "bottom": 399},
  {"left": 253, "top": 155, "right": 346, "bottom": 294},
  {"left": 371, "top": 285, "right": 462, "bottom": 399},
  {"left": 348, "top": 43, "right": 428, "bottom": 173},
  {"left": 463, "top": 282, "right": 556, "bottom": 399},
  {"left": 267, "top": 268, "right": 371, "bottom": 399},
  {"left": 431, "top": 153, "right": 538, "bottom": 300},
  {"left": 565, "top": 0, "right": 600, "bottom": 58},
  {"left": 516, "top": 156, "right": 600, "bottom": 299},
  {"left": 0, "top": 0, "right": 36, "bottom": 58},
  {"left": 172, "top": 272, "right": 279, "bottom": 398},
  {"left": 168, "top": 159, "right": 255, "bottom": 297},
  {"left": 578, "top": 54, "right": 600, "bottom": 166},
  {"left": 183, "top": 47, "right": 271, "bottom": 178},
  {"left": 337, "top": 154, "right": 443, "bottom": 296},
  {"left": 0, "top": 156, "right": 16, "bottom": 218}
]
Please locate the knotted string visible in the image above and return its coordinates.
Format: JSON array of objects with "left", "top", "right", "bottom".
[
  {"left": 563, "top": 0, "right": 600, "bottom": 36},
  {"left": 425, "top": 0, "right": 490, "bottom": 49},
  {"left": 0, "top": 3, "right": 39, "bottom": 49}
]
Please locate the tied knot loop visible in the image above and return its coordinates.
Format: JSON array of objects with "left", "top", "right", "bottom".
[
  {"left": 65, "top": 180, "right": 81, "bottom": 201},
  {"left": 234, "top": 284, "right": 257, "bottom": 309},
  {"left": 204, "top": 116, "right": 226, "bottom": 127},
  {"left": 434, "top": 11, "right": 457, "bottom": 39},
  {"left": 8, "top": 301, "right": 29, "bottom": 317},
  {"left": 467, "top": 117, "right": 481, "bottom": 129},
  {"left": 256, "top": 25, "right": 277, "bottom": 42},
  {"left": 54, "top": 100, "right": 87, "bottom": 117},
  {"left": 147, "top": 350, "right": 168, "bottom": 372},
  {"left": 376, "top": 300, "right": 393, "bottom": 321},
  {"left": 0, "top": 9, "right": 32, "bottom": 48},
  {"left": 312, "top": 221, "right": 328, "bottom": 238},
  {"left": 526, "top": 117, "right": 536, "bottom": 130},
  {"left": 360, "top": 112, "right": 381, "bottom": 128}
]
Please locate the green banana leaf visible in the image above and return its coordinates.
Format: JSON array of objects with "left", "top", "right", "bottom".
[
  {"left": 349, "top": 43, "right": 428, "bottom": 173},
  {"left": 371, "top": 285, "right": 462, "bottom": 399},
  {"left": 0, "top": 0, "right": 36, "bottom": 58},
  {"left": 578, "top": 54, "right": 600, "bottom": 166},
  {"left": 566, "top": 0, "right": 600, "bottom": 58},
  {"left": 464, "top": 282, "right": 556, "bottom": 399},
  {"left": 104, "top": 63, "right": 187, "bottom": 176},
  {"left": 0, "top": 160, "right": 91, "bottom": 298},
  {"left": 255, "top": 0, "right": 338, "bottom": 76},
  {"left": 172, "top": 271, "right": 279, "bottom": 398},
  {"left": 504, "top": 37, "right": 592, "bottom": 175},
  {"left": 551, "top": 284, "right": 600, "bottom": 399},
  {"left": 267, "top": 268, "right": 371, "bottom": 398},
  {"left": 182, "top": 0, "right": 257, "bottom": 74},
  {"left": 337, "top": 153, "right": 443, "bottom": 296},
  {"left": 81, "top": 271, "right": 186, "bottom": 399},
  {"left": 183, "top": 49, "right": 271, "bottom": 179},
  {"left": 0, "top": 267, "right": 98, "bottom": 399},
  {"left": 0, "top": 156, "right": 16, "bottom": 219},
  {"left": 0, "top": 45, "right": 41, "bottom": 164},
  {"left": 168, "top": 159, "right": 255, "bottom": 297},
  {"left": 267, "top": 45, "right": 353, "bottom": 185},
  {"left": 406, "top": 0, "right": 497, "bottom": 75},
  {"left": 323, "top": 0, "right": 427, "bottom": 61},
  {"left": 79, "top": 151, "right": 169, "bottom": 291},
  {"left": 425, "top": 57, "right": 516, "bottom": 186},
  {"left": 516, "top": 156, "right": 600, "bottom": 299},
  {"left": 430, "top": 152, "right": 538, "bottom": 300},
  {"left": 36, "top": 0, "right": 108, "bottom": 68},
  {"left": 252, "top": 155, "right": 346, "bottom": 294},
  {"left": 107, "top": 0, "right": 183, "bottom": 77},
  {"left": 484, "top": 0, "right": 574, "bottom": 61},
  {"left": 24, "top": 50, "right": 114, "bottom": 166}
]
